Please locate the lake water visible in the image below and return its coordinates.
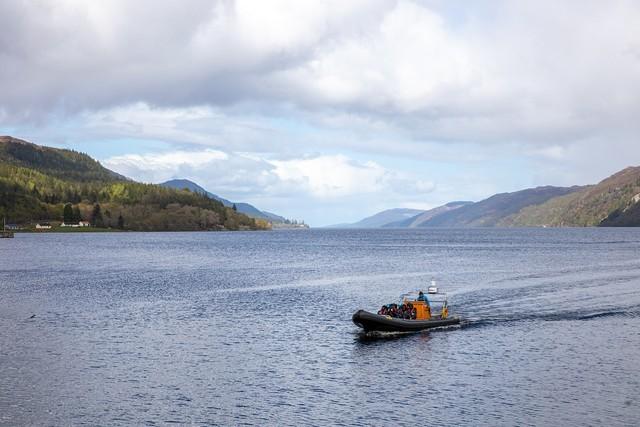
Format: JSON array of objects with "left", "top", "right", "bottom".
[{"left": 1, "top": 228, "right": 640, "bottom": 426}]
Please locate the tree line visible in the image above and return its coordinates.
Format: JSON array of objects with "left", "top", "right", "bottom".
[{"left": 0, "top": 163, "right": 268, "bottom": 231}]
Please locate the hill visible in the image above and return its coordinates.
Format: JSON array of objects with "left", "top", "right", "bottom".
[
  {"left": 503, "top": 167, "right": 640, "bottom": 227},
  {"left": 419, "top": 186, "right": 583, "bottom": 227},
  {"left": 329, "top": 208, "right": 425, "bottom": 228},
  {"left": 0, "top": 136, "right": 268, "bottom": 231},
  {"left": 0, "top": 136, "right": 126, "bottom": 182},
  {"left": 343, "top": 187, "right": 583, "bottom": 229},
  {"left": 341, "top": 186, "right": 578, "bottom": 229},
  {"left": 343, "top": 166, "right": 640, "bottom": 229},
  {"left": 382, "top": 201, "right": 472, "bottom": 227},
  {"left": 160, "top": 179, "right": 286, "bottom": 223}
]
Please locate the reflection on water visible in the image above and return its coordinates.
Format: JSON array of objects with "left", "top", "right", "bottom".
[
  {"left": 1, "top": 228, "right": 640, "bottom": 425},
  {"left": 354, "top": 330, "right": 437, "bottom": 348}
]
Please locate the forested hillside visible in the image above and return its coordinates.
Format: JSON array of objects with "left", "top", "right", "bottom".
[
  {"left": 502, "top": 167, "right": 640, "bottom": 227},
  {"left": 0, "top": 136, "right": 269, "bottom": 231}
]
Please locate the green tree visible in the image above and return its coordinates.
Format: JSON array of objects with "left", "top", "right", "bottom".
[
  {"left": 63, "top": 203, "right": 73, "bottom": 223},
  {"left": 72, "top": 205, "right": 82, "bottom": 222},
  {"left": 232, "top": 203, "right": 237, "bottom": 211},
  {"left": 91, "top": 203, "right": 104, "bottom": 227}
]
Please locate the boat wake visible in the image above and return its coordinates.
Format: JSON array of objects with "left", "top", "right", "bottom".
[
  {"left": 460, "top": 305, "right": 640, "bottom": 330},
  {"left": 449, "top": 270, "right": 640, "bottom": 330}
]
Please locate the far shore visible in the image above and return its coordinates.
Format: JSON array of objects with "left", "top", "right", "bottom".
[{"left": 7, "top": 225, "right": 312, "bottom": 233}]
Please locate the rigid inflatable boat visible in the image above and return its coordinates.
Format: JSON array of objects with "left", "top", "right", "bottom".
[
  {"left": 352, "top": 310, "right": 460, "bottom": 332},
  {"left": 352, "top": 283, "right": 460, "bottom": 333}
]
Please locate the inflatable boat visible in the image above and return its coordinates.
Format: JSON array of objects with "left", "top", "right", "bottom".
[
  {"left": 352, "top": 283, "right": 460, "bottom": 333},
  {"left": 352, "top": 309, "right": 460, "bottom": 332}
]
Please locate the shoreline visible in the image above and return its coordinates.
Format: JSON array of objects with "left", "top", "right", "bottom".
[{"left": 7, "top": 229, "right": 316, "bottom": 235}]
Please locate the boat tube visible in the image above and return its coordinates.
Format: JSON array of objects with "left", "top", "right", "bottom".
[{"left": 352, "top": 309, "right": 460, "bottom": 333}]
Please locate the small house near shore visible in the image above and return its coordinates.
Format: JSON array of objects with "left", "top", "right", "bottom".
[
  {"left": 60, "top": 221, "right": 90, "bottom": 228},
  {"left": 35, "top": 222, "right": 52, "bottom": 230}
]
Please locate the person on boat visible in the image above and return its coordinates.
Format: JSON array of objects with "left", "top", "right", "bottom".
[
  {"left": 417, "top": 291, "right": 426, "bottom": 301},
  {"left": 407, "top": 303, "right": 417, "bottom": 320},
  {"left": 390, "top": 304, "right": 398, "bottom": 318}
]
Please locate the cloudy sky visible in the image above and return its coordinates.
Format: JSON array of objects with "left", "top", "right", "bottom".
[{"left": 2, "top": 1, "right": 640, "bottom": 226}]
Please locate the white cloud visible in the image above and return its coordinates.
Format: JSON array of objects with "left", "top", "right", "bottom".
[
  {"left": 277, "top": 1, "right": 473, "bottom": 112},
  {"left": 3, "top": 0, "right": 640, "bottom": 151},
  {"left": 104, "top": 149, "right": 228, "bottom": 183},
  {"left": 81, "top": 103, "right": 283, "bottom": 152},
  {"left": 271, "top": 155, "right": 434, "bottom": 198},
  {"left": 270, "top": 156, "right": 382, "bottom": 198},
  {"left": 527, "top": 145, "right": 567, "bottom": 161},
  {"left": 104, "top": 150, "right": 435, "bottom": 204}
]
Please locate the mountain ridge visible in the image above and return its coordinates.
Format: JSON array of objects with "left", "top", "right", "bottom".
[
  {"left": 0, "top": 136, "right": 267, "bottom": 231},
  {"left": 327, "top": 208, "right": 425, "bottom": 228},
  {"left": 503, "top": 167, "right": 640, "bottom": 227},
  {"left": 160, "top": 178, "right": 286, "bottom": 223},
  {"left": 341, "top": 166, "right": 640, "bottom": 228},
  {"left": 382, "top": 201, "right": 473, "bottom": 228},
  {"left": 419, "top": 186, "right": 582, "bottom": 227}
]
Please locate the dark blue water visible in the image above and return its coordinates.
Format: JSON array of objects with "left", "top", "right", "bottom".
[{"left": 1, "top": 229, "right": 640, "bottom": 426}]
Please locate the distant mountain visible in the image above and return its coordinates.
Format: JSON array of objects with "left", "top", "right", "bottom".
[
  {"left": 161, "top": 179, "right": 225, "bottom": 201},
  {"left": 330, "top": 208, "right": 425, "bottom": 228},
  {"left": 419, "top": 186, "right": 582, "bottom": 227},
  {"left": 160, "top": 178, "right": 286, "bottom": 223},
  {"left": 327, "top": 166, "right": 640, "bottom": 229},
  {"left": 503, "top": 167, "right": 640, "bottom": 227},
  {"left": 0, "top": 136, "right": 266, "bottom": 231},
  {"left": 382, "top": 201, "right": 473, "bottom": 228},
  {"left": 341, "top": 187, "right": 583, "bottom": 229}
]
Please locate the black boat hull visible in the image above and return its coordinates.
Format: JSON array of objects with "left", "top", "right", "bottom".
[{"left": 352, "top": 309, "right": 460, "bottom": 332}]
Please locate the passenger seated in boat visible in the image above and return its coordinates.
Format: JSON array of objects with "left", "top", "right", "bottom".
[
  {"left": 378, "top": 305, "right": 388, "bottom": 315},
  {"left": 392, "top": 303, "right": 406, "bottom": 319},
  {"left": 406, "top": 303, "right": 417, "bottom": 320},
  {"left": 417, "top": 291, "right": 426, "bottom": 301},
  {"left": 389, "top": 304, "right": 398, "bottom": 318}
]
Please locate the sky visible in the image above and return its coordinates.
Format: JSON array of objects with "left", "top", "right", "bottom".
[{"left": 1, "top": 1, "right": 640, "bottom": 226}]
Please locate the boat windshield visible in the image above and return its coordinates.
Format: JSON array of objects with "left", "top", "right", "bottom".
[{"left": 401, "top": 290, "right": 447, "bottom": 303}]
